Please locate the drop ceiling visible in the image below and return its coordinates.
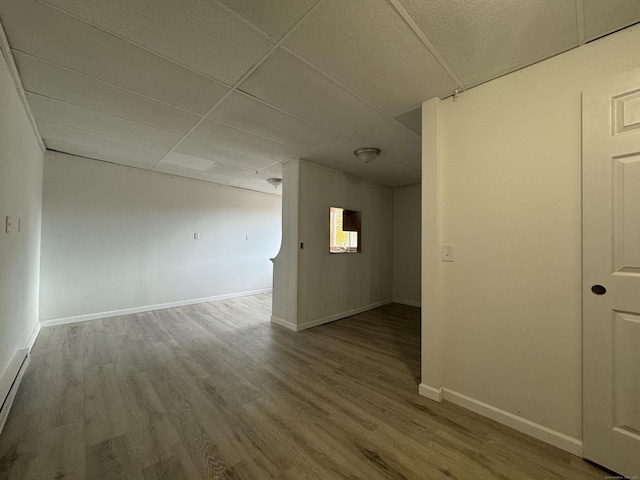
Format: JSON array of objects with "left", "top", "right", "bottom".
[{"left": 1, "top": 0, "right": 639, "bottom": 195}]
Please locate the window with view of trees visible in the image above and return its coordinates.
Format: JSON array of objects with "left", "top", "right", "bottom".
[{"left": 330, "top": 207, "right": 361, "bottom": 253}]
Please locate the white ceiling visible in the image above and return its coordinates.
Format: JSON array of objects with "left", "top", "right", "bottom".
[{"left": 1, "top": 0, "right": 639, "bottom": 195}]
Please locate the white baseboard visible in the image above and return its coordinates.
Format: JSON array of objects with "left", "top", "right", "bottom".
[
  {"left": 40, "top": 288, "right": 273, "bottom": 327},
  {"left": 442, "top": 388, "right": 583, "bottom": 457},
  {"left": 418, "top": 383, "right": 443, "bottom": 401},
  {"left": 26, "top": 322, "right": 41, "bottom": 351},
  {"left": 271, "top": 300, "right": 392, "bottom": 332},
  {"left": 270, "top": 316, "right": 298, "bottom": 331},
  {"left": 393, "top": 299, "right": 421, "bottom": 307},
  {"left": 296, "top": 300, "right": 392, "bottom": 331},
  {"left": 0, "top": 349, "right": 29, "bottom": 435}
]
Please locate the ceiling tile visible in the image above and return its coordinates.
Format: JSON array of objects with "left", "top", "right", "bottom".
[
  {"left": 300, "top": 151, "right": 375, "bottom": 183},
  {"left": 309, "top": 136, "right": 363, "bottom": 164},
  {"left": 155, "top": 162, "right": 253, "bottom": 184},
  {"left": 227, "top": 171, "right": 283, "bottom": 195},
  {"left": 209, "top": 91, "right": 337, "bottom": 148},
  {"left": 38, "top": 119, "right": 169, "bottom": 165},
  {"left": 394, "top": 107, "right": 422, "bottom": 136},
  {"left": 190, "top": 119, "right": 300, "bottom": 161},
  {"left": 285, "top": 0, "right": 457, "bottom": 115},
  {"left": 400, "top": 156, "right": 421, "bottom": 171},
  {"left": 207, "top": 163, "right": 255, "bottom": 182},
  {"left": 27, "top": 93, "right": 182, "bottom": 150},
  {"left": 217, "top": 0, "right": 316, "bottom": 39},
  {"left": 301, "top": 150, "right": 419, "bottom": 188},
  {"left": 258, "top": 162, "right": 284, "bottom": 178},
  {"left": 398, "top": 0, "right": 578, "bottom": 88},
  {"left": 175, "top": 138, "right": 275, "bottom": 171},
  {"left": 309, "top": 121, "right": 421, "bottom": 167},
  {"left": 583, "top": 0, "right": 640, "bottom": 41},
  {"left": 14, "top": 51, "right": 200, "bottom": 134},
  {"left": 346, "top": 119, "right": 421, "bottom": 163},
  {"left": 299, "top": 151, "right": 352, "bottom": 173},
  {"left": 0, "top": 0, "right": 230, "bottom": 114},
  {"left": 39, "top": 0, "right": 274, "bottom": 85},
  {"left": 161, "top": 152, "right": 216, "bottom": 171},
  {"left": 239, "top": 48, "right": 386, "bottom": 134}
]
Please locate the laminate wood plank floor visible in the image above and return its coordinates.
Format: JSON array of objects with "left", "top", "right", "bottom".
[{"left": 0, "top": 295, "right": 606, "bottom": 479}]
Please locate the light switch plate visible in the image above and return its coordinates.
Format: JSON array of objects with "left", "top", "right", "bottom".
[{"left": 442, "top": 244, "right": 454, "bottom": 262}]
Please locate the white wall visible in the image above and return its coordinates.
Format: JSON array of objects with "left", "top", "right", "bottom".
[
  {"left": 40, "top": 151, "right": 281, "bottom": 321},
  {"left": 0, "top": 50, "right": 44, "bottom": 384},
  {"left": 272, "top": 159, "right": 393, "bottom": 330},
  {"left": 271, "top": 160, "right": 299, "bottom": 326},
  {"left": 392, "top": 184, "right": 421, "bottom": 306},
  {"left": 421, "top": 25, "right": 640, "bottom": 453}
]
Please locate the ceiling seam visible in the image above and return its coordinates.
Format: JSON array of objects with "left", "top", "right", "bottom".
[
  {"left": 584, "top": 20, "right": 640, "bottom": 44},
  {"left": 35, "top": 118, "right": 177, "bottom": 151},
  {"left": 24, "top": 91, "right": 188, "bottom": 137},
  {"left": 386, "top": 0, "right": 466, "bottom": 90},
  {"left": 44, "top": 139, "right": 163, "bottom": 165},
  {"left": 209, "top": 0, "right": 278, "bottom": 42},
  {"left": 21, "top": 1, "right": 421, "bottom": 187},
  {"left": 233, "top": 89, "right": 342, "bottom": 137},
  {"left": 279, "top": 45, "right": 392, "bottom": 119},
  {"left": 293, "top": 123, "right": 420, "bottom": 168},
  {"left": 576, "top": 0, "right": 586, "bottom": 44},
  {"left": 13, "top": 49, "right": 209, "bottom": 119},
  {"left": 444, "top": 40, "right": 600, "bottom": 99},
  {"left": 0, "top": 20, "right": 46, "bottom": 153},
  {"left": 223, "top": 170, "right": 262, "bottom": 184},
  {"left": 32, "top": 0, "right": 237, "bottom": 88},
  {"left": 32, "top": 95, "right": 293, "bottom": 167},
  {"left": 170, "top": 135, "right": 296, "bottom": 164},
  {"left": 279, "top": 45, "right": 425, "bottom": 139},
  {"left": 198, "top": 117, "right": 306, "bottom": 150},
  {"left": 47, "top": 149, "right": 281, "bottom": 196},
  {"left": 150, "top": 0, "right": 328, "bottom": 172},
  {"left": 30, "top": 66, "right": 416, "bottom": 174},
  {"left": 27, "top": 86, "right": 316, "bottom": 154},
  {"left": 44, "top": 121, "right": 291, "bottom": 170},
  {"left": 21, "top": 1, "right": 420, "bottom": 167}
]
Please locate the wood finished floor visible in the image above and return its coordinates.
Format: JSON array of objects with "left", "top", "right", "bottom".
[{"left": 0, "top": 294, "right": 606, "bottom": 480}]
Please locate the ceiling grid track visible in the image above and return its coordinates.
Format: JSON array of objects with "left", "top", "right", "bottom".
[
  {"left": 386, "top": 0, "right": 466, "bottom": 91},
  {"left": 280, "top": 45, "right": 424, "bottom": 137},
  {"left": 12, "top": 49, "right": 205, "bottom": 119},
  {"left": 32, "top": 0, "right": 235, "bottom": 88},
  {"left": 150, "top": 0, "right": 328, "bottom": 176},
  {"left": 209, "top": 0, "right": 279, "bottom": 42},
  {"left": 6, "top": 0, "right": 638, "bottom": 193},
  {"left": 231, "top": 89, "right": 341, "bottom": 137}
]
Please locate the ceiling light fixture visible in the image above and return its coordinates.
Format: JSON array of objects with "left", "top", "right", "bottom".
[
  {"left": 354, "top": 147, "right": 381, "bottom": 163},
  {"left": 267, "top": 178, "right": 282, "bottom": 189}
]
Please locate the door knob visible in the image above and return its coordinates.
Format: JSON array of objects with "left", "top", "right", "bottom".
[{"left": 591, "top": 285, "right": 606, "bottom": 295}]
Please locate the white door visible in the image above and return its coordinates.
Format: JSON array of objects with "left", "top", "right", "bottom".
[{"left": 583, "top": 67, "right": 640, "bottom": 478}]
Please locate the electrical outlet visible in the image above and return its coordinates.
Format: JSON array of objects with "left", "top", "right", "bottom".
[
  {"left": 5, "top": 216, "right": 11, "bottom": 233},
  {"left": 194, "top": 232, "right": 200, "bottom": 240}
]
